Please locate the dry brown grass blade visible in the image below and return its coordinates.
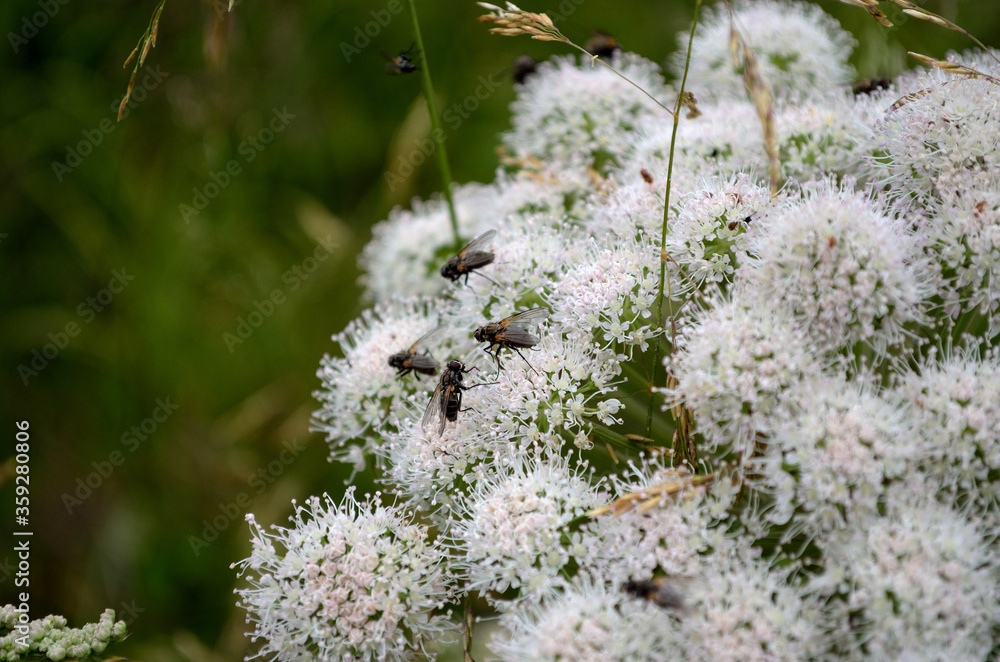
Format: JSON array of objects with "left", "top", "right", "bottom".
[
  {"left": 908, "top": 51, "right": 1000, "bottom": 85},
  {"left": 888, "top": 2, "right": 1000, "bottom": 68},
  {"left": 587, "top": 472, "right": 714, "bottom": 517},
  {"left": 835, "top": 0, "right": 893, "bottom": 27},
  {"left": 729, "top": 25, "right": 779, "bottom": 196},
  {"left": 886, "top": 87, "right": 932, "bottom": 114},
  {"left": 477, "top": 2, "right": 675, "bottom": 117}
]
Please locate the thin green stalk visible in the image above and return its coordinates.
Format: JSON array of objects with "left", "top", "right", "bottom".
[
  {"left": 404, "top": 0, "right": 460, "bottom": 247},
  {"left": 564, "top": 44, "right": 676, "bottom": 118},
  {"left": 647, "top": 0, "right": 702, "bottom": 438}
]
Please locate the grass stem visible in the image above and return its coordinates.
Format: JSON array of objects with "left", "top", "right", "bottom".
[
  {"left": 404, "top": 0, "right": 461, "bottom": 248},
  {"left": 647, "top": 0, "right": 702, "bottom": 438}
]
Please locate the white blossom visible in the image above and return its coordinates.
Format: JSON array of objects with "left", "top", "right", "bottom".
[
  {"left": 740, "top": 180, "right": 927, "bottom": 357},
  {"left": 232, "top": 490, "right": 455, "bottom": 661},
  {"left": 505, "top": 52, "right": 673, "bottom": 172},
  {"left": 809, "top": 486, "right": 1000, "bottom": 661},
  {"left": 675, "top": 0, "right": 855, "bottom": 102}
]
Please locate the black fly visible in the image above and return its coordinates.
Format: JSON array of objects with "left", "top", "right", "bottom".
[
  {"left": 421, "top": 360, "right": 491, "bottom": 436},
  {"left": 852, "top": 77, "right": 891, "bottom": 96},
  {"left": 511, "top": 55, "right": 537, "bottom": 85},
  {"left": 623, "top": 576, "right": 686, "bottom": 611},
  {"left": 585, "top": 30, "right": 621, "bottom": 59},
  {"left": 440, "top": 229, "right": 497, "bottom": 286},
  {"left": 474, "top": 307, "right": 549, "bottom": 374},
  {"left": 383, "top": 45, "right": 419, "bottom": 75},
  {"left": 387, "top": 325, "right": 444, "bottom": 379}
]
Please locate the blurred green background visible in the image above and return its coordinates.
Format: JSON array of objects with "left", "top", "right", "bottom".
[{"left": 1, "top": 0, "right": 997, "bottom": 659}]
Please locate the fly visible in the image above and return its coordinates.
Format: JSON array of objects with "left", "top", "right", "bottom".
[
  {"left": 474, "top": 307, "right": 549, "bottom": 374},
  {"left": 383, "top": 45, "right": 419, "bottom": 75},
  {"left": 440, "top": 229, "right": 497, "bottom": 285},
  {"left": 623, "top": 576, "right": 686, "bottom": 611},
  {"left": 421, "top": 360, "right": 491, "bottom": 436},
  {"left": 387, "top": 324, "right": 444, "bottom": 379}
]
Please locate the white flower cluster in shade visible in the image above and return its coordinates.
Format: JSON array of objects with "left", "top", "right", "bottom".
[
  {"left": 234, "top": 1, "right": 1000, "bottom": 660},
  {"left": 231, "top": 490, "right": 454, "bottom": 662},
  {"left": 0, "top": 607, "right": 128, "bottom": 661}
]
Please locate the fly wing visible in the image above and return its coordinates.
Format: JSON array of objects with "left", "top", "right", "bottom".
[
  {"left": 457, "top": 229, "right": 496, "bottom": 257},
  {"left": 500, "top": 307, "right": 550, "bottom": 327},
  {"left": 421, "top": 381, "right": 445, "bottom": 434},
  {"left": 458, "top": 252, "right": 495, "bottom": 271},
  {"left": 406, "top": 354, "right": 440, "bottom": 372},
  {"left": 408, "top": 324, "right": 446, "bottom": 353},
  {"left": 496, "top": 326, "right": 540, "bottom": 348}
]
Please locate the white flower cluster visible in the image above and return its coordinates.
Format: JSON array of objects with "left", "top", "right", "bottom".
[
  {"left": 674, "top": 0, "right": 856, "bottom": 102},
  {"left": 235, "top": 1, "right": 1000, "bottom": 660},
  {"left": 232, "top": 490, "right": 454, "bottom": 662},
  {"left": 870, "top": 51, "right": 1000, "bottom": 338},
  {"left": 0, "top": 607, "right": 127, "bottom": 662}
]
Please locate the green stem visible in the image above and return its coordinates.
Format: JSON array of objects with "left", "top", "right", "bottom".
[
  {"left": 647, "top": 0, "right": 702, "bottom": 438},
  {"left": 404, "top": 0, "right": 460, "bottom": 247}
]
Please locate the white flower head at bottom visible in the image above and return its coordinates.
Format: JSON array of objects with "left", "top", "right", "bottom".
[
  {"left": 232, "top": 489, "right": 455, "bottom": 662},
  {"left": 489, "top": 572, "right": 678, "bottom": 662},
  {"left": 444, "top": 452, "right": 606, "bottom": 603},
  {"left": 809, "top": 484, "right": 1000, "bottom": 661}
]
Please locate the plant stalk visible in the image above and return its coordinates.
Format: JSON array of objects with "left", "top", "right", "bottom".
[
  {"left": 404, "top": 0, "right": 461, "bottom": 247},
  {"left": 647, "top": 0, "right": 702, "bottom": 438}
]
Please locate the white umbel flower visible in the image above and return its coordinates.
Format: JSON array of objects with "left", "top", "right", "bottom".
[
  {"left": 312, "top": 299, "right": 448, "bottom": 468},
  {"left": 232, "top": 490, "right": 454, "bottom": 662},
  {"left": 444, "top": 453, "right": 606, "bottom": 603},
  {"left": 674, "top": 0, "right": 855, "bottom": 102},
  {"left": 667, "top": 298, "right": 824, "bottom": 458},
  {"left": 809, "top": 486, "right": 999, "bottom": 661},
  {"left": 893, "top": 352, "right": 1000, "bottom": 513},
  {"left": 756, "top": 375, "right": 918, "bottom": 535},
  {"left": 674, "top": 550, "right": 824, "bottom": 662},
  {"left": 872, "top": 65, "right": 1000, "bottom": 214},
  {"left": 740, "top": 180, "right": 926, "bottom": 357},
  {"left": 505, "top": 52, "right": 672, "bottom": 172},
  {"left": 666, "top": 173, "right": 772, "bottom": 296},
  {"left": 489, "top": 573, "right": 677, "bottom": 662}
]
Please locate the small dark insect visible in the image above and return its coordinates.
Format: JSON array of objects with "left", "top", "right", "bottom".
[
  {"left": 421, "top": 360, "right": 490, "bottom": 436},
  {"left": 852, "top": 76, "right": 891, "bottom": 96},
  {"left": 585, "top": 29, "right": 621, "bottom": 59},
  {"left": 640, "top": 169, "right": 654, "bottom": 184},
  {"left": 383, "top": 45, "right": 420, "bottom": 75},
  {"left": 441, "top": 229, "right": 497, "bottom": 285},
  {"left": 727, "top": 214, "right": 754, "bottom": 231},
  {"left": 511, "top": 54, "right": 537, "bottom": 85},
  {"left": 474, "top": 307, "right": 550, "bottom": 374},
  {"left": 387, "top": 325, "right": 444, "bottom": 379},
  {"left": 623, "top": 577, "right": 686, "bottom": 611}
]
